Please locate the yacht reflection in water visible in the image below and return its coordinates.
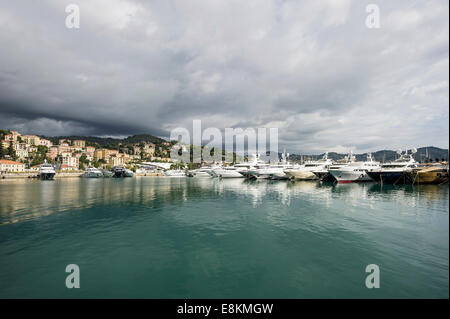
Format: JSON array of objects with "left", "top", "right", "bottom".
[{"left": 0, "top": 177, "right": 448, "bottom": 225}]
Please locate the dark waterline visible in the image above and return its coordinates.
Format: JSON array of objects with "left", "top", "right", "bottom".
[{"left": 0, "top": 177, "right": 448, "bottom": 298}]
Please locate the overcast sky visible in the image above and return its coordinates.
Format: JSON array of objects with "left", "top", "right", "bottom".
[{"left": 0, "top": 0, "right": 448, "bottom": 154}]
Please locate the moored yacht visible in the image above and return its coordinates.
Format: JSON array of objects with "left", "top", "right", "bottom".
[
  {"left": 329, "top": 153, "right": 380, "bottom": 183},
  {"left": 186, "top": 168, "right": 212, "bottom": 178},
  {"left": 163, "top": 169, "right": 186, "bottom": 177},
  {"left": 284, "top": 152, "right": 333, "bottom": 180},
  {"left": 112, "top": 166, "right": 134, "bottom": 177},
  {"left": 82, "top": 167, "right": 103, "bottom": 178},
  {"left": 102, "top": 169, "right": 114, "bottom": 178},
  {"left": 313, "top": 151, "right": 356, "bottom": 182},
  {"left": 211, "top": 166, "right": 245, "bottom": 178},
  {"left": 406, "top": 163, "right": 449, "bottom": 184},
  {"left": 39, "top": 161, "right": 56, "bottom": 180},
  {"left": 366, "top": 149, "right": 418, "bottom": 184}
]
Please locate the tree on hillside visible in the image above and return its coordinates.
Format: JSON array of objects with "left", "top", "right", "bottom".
[
  {"left": 79, "top": 155, "right": 89, "bottom": 170},
  {"left": 0, "top": 141, "right": 4, "bottom": 159},
  {"left": 8, "top": 141, "right": 16, "bottom": 160}
]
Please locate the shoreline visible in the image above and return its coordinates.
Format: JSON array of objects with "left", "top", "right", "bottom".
[{"left": 0, "top": 172, "right": 164, "bottom": 179}]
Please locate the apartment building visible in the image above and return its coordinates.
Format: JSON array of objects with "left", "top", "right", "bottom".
[{"left": 0, "top": 159, "right": 25, "bottom": 172}]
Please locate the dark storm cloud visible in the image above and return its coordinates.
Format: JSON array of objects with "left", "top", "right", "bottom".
[{"left": 0, "top": 0, "right": 448, "bottom": 153}]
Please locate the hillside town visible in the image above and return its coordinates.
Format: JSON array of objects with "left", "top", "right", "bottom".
[{"left": 0, "top": 129, "right": 173, "bottom": 173}]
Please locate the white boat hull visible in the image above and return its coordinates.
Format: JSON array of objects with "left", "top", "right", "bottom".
[
  {"left": 329, "top": 169, "right": 373, "bottom": 183},
  {"left": 213, "top": 169, "right": 244, "bottom": 178},
  {"left": 284, "top": 170, "right": 318, "bottom": 180}
]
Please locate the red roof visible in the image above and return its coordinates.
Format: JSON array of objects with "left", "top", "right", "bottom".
[{"left": 0, "top": 159, "right": 24, "bottom": 165}]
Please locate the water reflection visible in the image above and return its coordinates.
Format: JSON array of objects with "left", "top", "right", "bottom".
[{"left": 0, "top": 178, "right": 448, "bottom": 225}]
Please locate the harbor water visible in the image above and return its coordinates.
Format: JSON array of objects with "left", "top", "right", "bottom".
[{"left": 0, "top": 177, "right": 448, "bottom": 298}]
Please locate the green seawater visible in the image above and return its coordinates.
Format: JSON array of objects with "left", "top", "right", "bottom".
[{"left": 0, "top": 177, "right": 448, "bottom": 298}]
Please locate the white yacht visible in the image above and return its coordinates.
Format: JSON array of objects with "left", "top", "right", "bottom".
[
  {"left": 247, "top": 152, "right": 297, "bottom": 180},
  {"left": 186, "top": 169, "right": 212, "bottom": 178},
  {"left": 210, "top": 153, "right": 270, "bottom": 178},
  {"left": 284, "top": 152, "right": 333, "bottom": 180},
  {"left": 329, "top": 153, "right": 380, "bottom": 183},
  {"left": 366, "top": 149, "right": 418, "bottom": 184},
  {"left": 82, "top": 167, "right": 103, "bottom": 178},
  {"left": 313, "top": 151, "right": 356, "bottom": 182},
  {"left": 238, "top": 153, "right": 270, "bottom": 178},
  {"left": 39, "top": 161, "right": 56, "bottom": 180},
  {"left": 187, "top": 163, "right": 222, "bottom": 177},
  {"left": 163, "top": 169, "right": 186, "bottom": 177},
  {"left": 256, "top": 163, "right": 295, "bottom": 180},
  {"left": 211, "top": 166, "right": 245, "bottom": 178}
]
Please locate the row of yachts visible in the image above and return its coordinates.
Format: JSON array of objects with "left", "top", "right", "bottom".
[
  {"left": 38, "top": 162, "right": 134, "bottom": 180},
  {"left": 166, "top": 149, "right": 449, "bottom": 185}
]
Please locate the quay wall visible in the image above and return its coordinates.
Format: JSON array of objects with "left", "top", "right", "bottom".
[{"left": 0, "top": 172, "right": 83, "bottom": 179}]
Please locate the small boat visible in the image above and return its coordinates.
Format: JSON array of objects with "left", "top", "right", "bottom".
[
  {"left": 112, "top": 166, "right": 134, "bottom": 177},
  {"left": 82, "top": 167, "right": 103, "bottom": 178},
  {"left": 406, "top": 164, "right": 449, "bottom": 184},
  {"left": 39, "top": 161, "right": 56, "bottom": 180},
  {"left": 366, "top": 149, "right": 418, "bottom": 184}
]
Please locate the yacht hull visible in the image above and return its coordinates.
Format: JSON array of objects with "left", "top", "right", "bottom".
[
  {"left": 285, "top": 170, "right": 318, "bottom": 180},
  {"left": 406, "top": 168, "right": 449, "bottom": 184},
  {"left": 83, "top": 172, "right": 103, "bottom": 178},
  {"left": 215, "top": 170, "right": 244, "bottom": 178},
  {"left": 313, "top": 171, "right": 336, "bottom": 182},
  {"left": 329, "top": 170, "right": 374, "bottom": 183},
  {"left": 366, "top": 171, "right": 409, "bottom": 184},
  {"left": 270, "top": 172, "right": 289, "bottom": 180},
  {"left": 39, "top": 173, "right": 55, "bottom": 180}
]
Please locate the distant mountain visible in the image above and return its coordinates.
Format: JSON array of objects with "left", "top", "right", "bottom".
[{"left": 288, "top": 146, "right": 448, "bottom": 163}]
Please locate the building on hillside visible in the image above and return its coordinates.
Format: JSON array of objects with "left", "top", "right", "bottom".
[
  {"left": 86, "top": 146, "right": 95, "bottom": 153},
  {"left": 109, "top": 155, "right": 124, "bottom": 166},
  {"left": 60, "top": 155, "right": 79, "bottom": 169},
  {"left": 59, "top": 164, "right": 76, "bottom": 171},
  {"left": 15, "top": 149, "right": 28, "bottom": 160},
  {"left": 73, "top": 140, "right": 86, "bottom": 148},
  {"left": 57, "top": 145, "right": 70, "bottom": 154},
  {"left": 59, "top": 139, "right": 70, "bottom": 145},
  {"left": 14, "top": 143, "right": 28, "bottom": 151},
  {"left": 46, "top": 146, "right": 58, "bottom": 160},
  {"left": 28, "top": 146, "right": 38, "bottom": 153},
  {"left": 71, "top": 146, "right": 83, "bottom": 152},
  {"left": 40, "top": 139, "right": 53, "bottom": 147},
  {"left": 0, "top": 159, "right": 25, "bottom": 172},
  {"left": 133, "top": 143, "right": 155, "bottom": 157},
  {"left": 22, "top": 135, "right": 41, "bottom": 146},
  {"left": 3, "top": 131, "right": 21, "bottom": 142},
  {"left": 30, "top": 164, "right": 41, "bottom": 172},
  {"left": 94, "top": 149, "right": 119, "bottom": 161}
]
